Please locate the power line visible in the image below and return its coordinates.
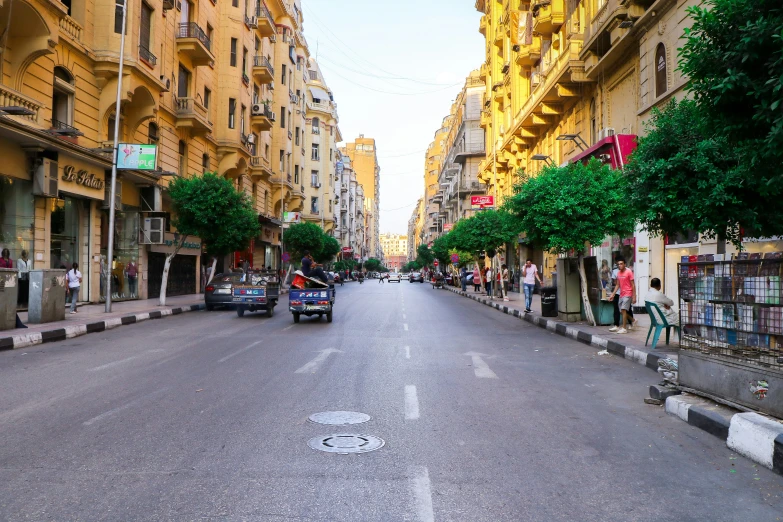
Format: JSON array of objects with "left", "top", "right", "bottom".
[
  {"left": 381, "top": 200, "right": 422, "bottom": 211},
  {"left": 317, "top": 63, "right": 462, "bottom": 97}
]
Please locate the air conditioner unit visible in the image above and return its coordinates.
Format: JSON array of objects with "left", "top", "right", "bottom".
[
  {"left": 598, "top": 127, "right": 616, "bottom": 141},
  {"left": 251, "top": 103, "right": 264, "bottom": 116},
  {"left": 531, "top": 72, "right": 542, "bottom": 88},
  {"left": 269, "top": 34, "right": 277, "bottom": 43},
  {"left": 268, "top": 111, "right": 276, "bottom": 122},
  {"left": 269, "top": 82, "right": 275, "bottom": 91},
  {"left": 246, "top": 16, "right": 258, "bottom": 28},
  {"left": 161, "top": 78, "right": 171, "bottom": 92},
  {"left": 162, "top": 0, "right": 175, "bottom": 10},
  {"left": 102, "top": 181, "right": 122, "bottom": 211},
  {"left": 140, "top": 217, "right": 165, "bottom": 244},
  {"left": 33, "top": 158, "right": 59, "bottom": 197}
]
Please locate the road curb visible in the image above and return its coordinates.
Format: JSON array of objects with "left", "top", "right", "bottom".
[
  {"left": 0, "top": 304, "right": 205, "bottom": 351},
  {"left": 665, "top": 394, "right": 783, "bottom": 475},
  {"left": 444, "top": 286, "right": 663, "bottom": 374}
]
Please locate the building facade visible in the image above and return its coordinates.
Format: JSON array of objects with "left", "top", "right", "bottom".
[
  {"left": 341, "top": 135, "right": 381, "bottom": 259},
  {"left": 380, "top": 232, "right": 408, "bottom": 271},
  {"left": 421, "top": 121, "right": 451, "bottom": 247},
  {"left": 334, "top": 151, "right": 364, "bottom": 262}
]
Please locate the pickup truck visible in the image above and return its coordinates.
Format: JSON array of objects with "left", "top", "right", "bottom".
[{"left": 233, "top": 270, "right": 280, "bottom": 318}]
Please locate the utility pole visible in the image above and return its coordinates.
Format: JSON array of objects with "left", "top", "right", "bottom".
[{"left": 105, "top": 0, "right": 128, "bottom": 313}]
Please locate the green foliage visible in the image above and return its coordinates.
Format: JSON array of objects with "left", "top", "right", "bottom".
[
  {"left": 624, "top": 100, "right": 758, "bottom": 246},
  {"left": 364, "top": 258, "right": 382, "bottom": 272},
  {"left": 448, "top": 209, "right": 524, "bottom": 254},
  {"left": 333, "top": 259, "right": 356, "bottom": 272},
  {"left": 431, "top": 234, "right": 453, "bottom": 266},
  {"left": 403, "top": 260, "right": 422, "bottom": 272},
  {"left": 314, "top": 236, "right": 341, "bottom": 264},
  {"left": 449, "top": 248, "right": 475, "bottom": 268},
  {"left": 416, "top": 244, "right": 434, "bottom": 268},
  {"left": 168, "top": 172, "right": 259, "bottom": 257},
  {"left": 284, "top": 222, "right": 325, "bottom": 262},
  {"left": 510, "top": 159, "right": 635, "bottom": 254},
  {"left": 680, "top": 0, "right": 783, "bottom": 190}
]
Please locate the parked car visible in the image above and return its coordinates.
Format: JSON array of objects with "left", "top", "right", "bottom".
[
  {"left": 388, "top": 273, "right": 401, "bottom": 283},
  {"left": 409, "top": 272, "right": 424, "bottom": 283},
  {"left": 204, "top": 273, "right": 242, "bottom": 310}
]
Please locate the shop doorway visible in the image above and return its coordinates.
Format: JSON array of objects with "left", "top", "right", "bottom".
[{"left": 147, "top": 252, "right": 196, "bottom": 297}]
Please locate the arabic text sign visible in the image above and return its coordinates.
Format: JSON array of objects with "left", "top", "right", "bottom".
[{"left": 470, "top": 195, "right": 495, "bottom": 208}]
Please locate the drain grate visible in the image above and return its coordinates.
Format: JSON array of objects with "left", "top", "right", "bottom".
[
  {"left": 308, "top": 411, "right": 372, "bottom": 426},
  {"left": 308, "top": 434, "right": 385, "bottom": 454}
]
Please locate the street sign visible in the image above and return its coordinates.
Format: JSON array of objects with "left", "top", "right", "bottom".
[
  {"left": 434, "top": 260, "right": 439, "bottom": 267},
  {"left": 450, "top": 254, "right": 459, "bottom": 263},
  {"left": 116, "top": 144, "right": 158, "bottom": 170},
  {"left": 470, "top": 195, "right": 495, "bottom": 208},
  {"left": 282, "top": 252, "right": 291, "bottom": 263}
]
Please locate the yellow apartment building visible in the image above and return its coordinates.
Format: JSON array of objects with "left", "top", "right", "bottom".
[
  {"left": 341, "top": 135, "right": 381, "bottom": 259},
  {"left": 421, "top": 119, "right": 451, "bottom": 246}
]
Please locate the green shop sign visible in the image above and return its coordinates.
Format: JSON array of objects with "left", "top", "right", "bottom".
[{"left": 116, "top": 144, "right": 158, "bottom": 171}]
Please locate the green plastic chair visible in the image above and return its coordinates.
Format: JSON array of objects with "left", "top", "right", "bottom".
[{"left": 645, "top": 301, "right": 680, "bottom": 349}]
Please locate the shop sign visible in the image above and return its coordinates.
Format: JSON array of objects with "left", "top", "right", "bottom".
[
  {"left": 259, "top": 224, "right": 280, "bottom": 246},
  {"left": 150, "top": 232, "right": 202, "bottom": 255},
  {"left": 61, "top": 165, "right": 105, "bottom": 190},
  {"left": 443, "top": 223, "right": 453, "bottom": 231},
  {"left": 116, "top": 144, "right": 158, "bottom": 170},
  {"left": 471, "top": 195, "right": 494, "bottom": 208},
  {"left": 342, "top": 247, "right": 353, "bottom": 252}
]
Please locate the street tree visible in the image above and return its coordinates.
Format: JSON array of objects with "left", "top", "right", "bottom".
[
  {"left": 431, "top": 234, "right": 453, "bottom": 267},
  {"left": 416, "top": 244, "right": 434, "bottom": 268},
  {"left": 315, "top": 235, "right": 341, "bottom": 264},
  {"left": 510, "top": 160, "right": 635, "bottom": 325},
  {"left": 165, "top": 172, "right": 259, "bottom": 306},
  {"left": 448, "top": 209, "right": 523, "bottom": 258},
  {"left": 680, "top": 0, "right": 783, "bottom": 196},
  {"left": 364, "top": 258, "right": 382, "bottom": 272},
  {"left": 284, "top": 222, "right": 325, "bottom": 264}
]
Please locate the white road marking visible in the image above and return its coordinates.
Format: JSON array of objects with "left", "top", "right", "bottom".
[
  {"left": 295, "top": 348, "right": 342, "bottom": 374},
  {"left": 87, "top": 356, "right": 138, "bottom": 372},
  {"left": 218, "top": 340, "right": 263, "bottom": 363},
  {"left": 404, "top": 323, "right": 409, "bottom": 331},
  {"left": 410, "top": 466, "right": 435, "bottom": 522},
  {"left": 465, "top": 352, "right": 498, "bottom": 379},
  {"left": 403, "top": 314, "right": 407, "bottom": 320},
  {"left": 282, "top": 325, "right": 294, "bottom": 331},
  {"left": 404, "top": 346, "right": 411, "bottom": 359},
  {"left": 83, "top": 388, "right": 168, "bottom": 426},
  {"left": 405, "top": 385, "right": 420, "bottom": 420}
]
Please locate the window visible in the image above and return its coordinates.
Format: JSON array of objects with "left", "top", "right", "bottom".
[
  {"left": 329, "top": 149, "right": 333, "bottom": 161},
  {"left": 242, "top": 47, "right": 248, "bottom": 73},
  {"left": 253, "top": 85, "right": 260, "bottom": 104},
  {"left": 148, "top": 122, "right": 159, "bottom": 144},
  {"left": 311, "top": 144, "right": 320, "bottom": 161},
  {"left": 140, "top": 2, "right": 152, "bottom": 55},
  {"left": 230, "top": 38, "right": 238, "bottom": 67},
  {"left": 655, "top": 43, "right": 668, "bottom": 98},
  {"left": 114, "top": 0, "right": 125, "bottom": 34},
  {"left": 250, "top": 133, "right": 258, "bottom": 155},
  {"left": 281, "top": 64, "right": 287, "bottom": 85},
  {"left": 206, "top": 24, "right": 213, "bottom": 43},
  {"left": 280, "top": 106, "right": 286, "bottom": 128},
  {"left": 203, "top": 87, "right": 211, "bottom": 109},
  {"left": 311, "top": 197, "right": 319, "bottom": 214},
  {"left": 107, "top": 115, "right": 116, "bottom": 141},
  {"left": 311, "top": 170, "right": 319, "bottom": 187},
  {"left": 265, "top": 144, "right": 269, "bottom": 159},
  {"left": 179, "top": 140, "right": 187, "bottom": 176},
  {"left": 255, "top": 37, "right": 261, "bottom": 53},
  {"left": 329, "top": 200, "right": 332, "bottom": 213},
  {"left": 177, "top": 64, "right": 190, "bottom": 98},
  {"left": 202, "top": 153, "right": 209, "bottom": 173},
  {"left": 52, "top": 67, "right": 75, "bottom": 127},
  {"left": 228, "top": 98, "right": 236, "bottom": 128},
  {"left": 293, "top": 165, "right": 300, "bottom": 183},
  {"left": 590, "top": 98, "right": 596, "bottom": 145},
  {"left": 295, "top": 127, "right": 300, "bottom": 145},
  {"left": 240, "top": 105, "right": 246, "bottom": 134},
  {"left": 279, "top": 150, "right": 284, "bottom": 172},
  {"left": 312, "top": 117, "right": 320, "bottom": 134},
  {"left": 232, "top": 0, "right": 237, "bottom": 6}
]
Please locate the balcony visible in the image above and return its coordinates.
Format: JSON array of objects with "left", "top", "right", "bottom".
[
  {"left": 139, "top": 44, "right": 157, "bottom": 67},
  {"left": 479, "top": 14, "right": 488, "bottom": 36},
  {"left": 581, "top": 0, "right": 652, "bottom": 77},
  {"left": 532, "top": 0, "right": 565, "bottom": 35},
  {"left": 256, "top": 3, "right": 276, "bottom": 37},
  {"left": 0, "top": 84, "right": 42, "bottom": 123},
  {"left": 453, "top": 141, "right": 486, "bottom": 163},
  {"left": 307, "top": 100, "right": 334, "bottom": 116},
  {"left": 515, "top": 33, "right": 542, "bottom": 67},
  {"left": 59, "top": 15, "right": 82, "bottom": 43},
  {"left": 252, "top": 55, "right": 274, "bottom": 84},
  {"left": 249, "top": 155, "right": 273, "bottom": 179},
  {"left": 251, "top": 103, "right": 274, "bottom": 131},
  {"left": 175, "top": 96, "right": 211, "bottom": 134},
  {"left": 176, "top": 23, "right": 214, "bottom": 67},
  {"left": 50, "top": 119, "right": 84, "bottom": 137}
]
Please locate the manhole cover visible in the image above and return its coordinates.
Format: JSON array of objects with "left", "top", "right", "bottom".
[
  {"left": 308, "top": 411, "right": 372, "bottom": 425},
  {"left": 308, "top": 434, "right": 385, "bottom": 454}
]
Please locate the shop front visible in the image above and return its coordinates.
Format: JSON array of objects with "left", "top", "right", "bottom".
[
  {"left": 0, "top": 173, "right": 35, "bottom": 308},
  {"left": 255, "top": 218, "right": 281, "bottom": 270},
  {"left": 148, "top": 232, "right": 202, "bottom": 297}
]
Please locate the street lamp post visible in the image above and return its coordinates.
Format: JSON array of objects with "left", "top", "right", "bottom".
[{"left": 105, "top": 0, "right": 128, "bottom": 313}]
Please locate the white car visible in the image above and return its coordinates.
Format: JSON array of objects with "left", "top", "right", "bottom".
[
  {"left": 401, "top": 273, "right": 410, "bottom": 280},
  {"left": 388, "top": 273, "right": 401, "bottom": 283}
]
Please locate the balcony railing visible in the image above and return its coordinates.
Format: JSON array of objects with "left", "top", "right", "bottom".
[
  {"left": 0, "top": 85, "right": 42, "bottom": 122},
  {"left": 51, "top": 118, "right": 84, "bottom": 136},
  {"left": 177, "top": 22, "right": 211, "bottom": 52},
  {"left": 253, "top": 55, "right": 274, "bottom": 74},
  {"left": 139, "top": 44, "right": 157, "bottom": 65},
  {"left": 59, "top": 15, "right": 82, "bottom": 42},
  {"left": 256, "top": 2, "right": 275, "bottom": 27}
]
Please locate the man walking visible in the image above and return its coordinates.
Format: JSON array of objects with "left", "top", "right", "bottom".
[
  {"left": 608, "top": 258, "right": 635, "bottom": 334},
  {"left": 521, "top": 259, "right": 542, "bottom": 313},
  {"left": 485, "top": 266, "right": 493, "bottom": 298}
]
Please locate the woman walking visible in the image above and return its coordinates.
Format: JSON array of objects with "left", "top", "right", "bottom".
[
  {"left": 472, "top": 266, "right": 481, "bottom": 292},
  {"left": 67, "top": 262, "right": 82, "bottom": 314}
]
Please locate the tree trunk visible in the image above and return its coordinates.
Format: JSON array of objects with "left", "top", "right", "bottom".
[
  {"left": 159, "top": 236, "right": 187, "bottom": 307},
  {"left": 205, "top": 257, "right": 218, "bottom": 287},
  {"left": 283, "top": 263, "right": 293, "bottom": 288},
  {"left": 577, "top": 253, "right": 597, "bottom": 326}
]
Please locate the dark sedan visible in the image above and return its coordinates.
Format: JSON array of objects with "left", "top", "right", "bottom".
[
  {"left": 409, "top": 272, "right": 424, "bottom": 283},
  {"left": 204, "top": 273, "right": 243, "bottom": 310}
]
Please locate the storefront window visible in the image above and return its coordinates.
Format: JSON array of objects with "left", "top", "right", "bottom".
[
  {"left": 592, "top": 235, "right": 636, "bottom": 291},
  {"left": 101, "top": 209, "right": 140, "bottom": 301},
  {"left": 50, "top": 197, "right": 80, "bottom": 270},
  {"left": 0, "top": 175, "right": 35, "bottom": 265}
]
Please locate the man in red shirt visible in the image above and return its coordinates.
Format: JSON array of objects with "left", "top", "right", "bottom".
[{"left": 608, "top": 258, "right": 636, "bottom": 334}]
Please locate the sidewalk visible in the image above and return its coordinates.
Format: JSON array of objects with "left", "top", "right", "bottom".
[
  {"left": 445, "top": 285, "right": 679, "bottom": 373},
  {"left": 1, "top": 294, "right": 205, "bottom": 350}
]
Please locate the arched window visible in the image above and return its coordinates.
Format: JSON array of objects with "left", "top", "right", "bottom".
[
  {"left": 52, "top": 67, "right": 75, "bottom": 128},
  {"left": 655, "top": 43, "right": 668, "bottom": 98},
  {"left": 179, "top": 140, "right": 187, "bottom": 176},
  {"left": 148, "top": 122, "right": 159, "bottom": 144}
]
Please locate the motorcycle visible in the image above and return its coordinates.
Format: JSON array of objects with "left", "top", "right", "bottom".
[
  {"left": 334, "top": 274, "right": 343, "bottom": 286},
  {"left": 357, "top": 273, "right": 364, "bottom": 284}
]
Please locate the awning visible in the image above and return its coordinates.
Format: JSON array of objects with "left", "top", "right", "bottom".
[
  {"left": 308, "top": 86, "right": 330, "bottom": 101},
  {"left": 569, "top": 134, "right": 637, "bottom": 170}
]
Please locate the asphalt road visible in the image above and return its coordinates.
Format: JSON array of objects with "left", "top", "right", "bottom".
[{"left": 1, "top": 280, "right": 782, "bottom": 521}]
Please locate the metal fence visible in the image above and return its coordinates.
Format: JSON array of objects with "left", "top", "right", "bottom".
[{"left": 679, "top": 257, "right": 783, "bottom": 370}]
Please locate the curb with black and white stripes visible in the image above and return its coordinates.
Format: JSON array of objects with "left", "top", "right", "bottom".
[
  {"left": 666, "top": 394, "right": 783, "bottom": 475},
  {"left": 444, "top": 286, "right": 664, "bottom": 373},
  {"left": 0, "top": 304, "right": 205, "bottom": 351}
]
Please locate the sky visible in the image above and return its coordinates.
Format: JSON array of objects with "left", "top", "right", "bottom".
[{"left": 301, "top": 0, "right": 485, "bottom": 236}]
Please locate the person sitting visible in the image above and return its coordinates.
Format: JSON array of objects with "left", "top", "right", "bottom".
[
  {"left": 644, "top": 277, "right": 679, "bottom": 326},
  {"left": 301, "top": 250, "right": 328, "bottom": 283}
]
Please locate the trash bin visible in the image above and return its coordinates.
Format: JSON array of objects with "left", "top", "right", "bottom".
[
  {"left": 28, "top": 269, "right": 67, "bottom": 324},
  {"left": 540, "top": 286, "right": 557, "bottom": 317},
  {"left": 0, "top": 268, "right": 19, "bottom": 330}
]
